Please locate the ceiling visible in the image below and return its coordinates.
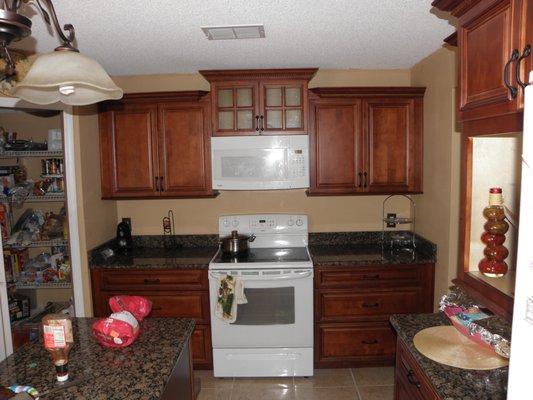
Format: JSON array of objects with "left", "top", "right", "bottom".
[{"left": 15, "top": 0, "right": 455, "bottom": 76}]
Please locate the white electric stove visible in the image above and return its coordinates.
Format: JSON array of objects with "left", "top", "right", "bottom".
[{"left": 209, "top": 214, "right": 314, "bottom": 378}]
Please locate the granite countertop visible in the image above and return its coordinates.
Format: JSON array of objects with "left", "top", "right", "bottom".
[
  {"left": 390, "top": 313, "right": 508, "bottom": 400},
  {"left": 90, "top": 246, "right": 217, "bottom": 270},
  {"left": 0, "top": 317, "right": 195, "bottom": 400},
  {"left": 308, "top": 231, "right": 436, "bottom": 267},
  {"left": 89, "top": 232, "right": 436, "bottom": 270}
]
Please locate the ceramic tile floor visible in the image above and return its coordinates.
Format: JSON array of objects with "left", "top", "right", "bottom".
[{"left": 195, "top": 367, "right": 395, "bottom": 400}]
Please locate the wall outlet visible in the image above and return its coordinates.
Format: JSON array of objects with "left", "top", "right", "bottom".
[
  {"left": 386, "top": 213, "right": 397, "bottom": 228},
  {"left": 122, "top": 218, "right": 132, "bottom": 229}
]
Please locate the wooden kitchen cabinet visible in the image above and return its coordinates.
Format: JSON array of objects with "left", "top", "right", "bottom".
[
  {"left": 308, "top": 88, "right": 424, "bottom": 196},
  {"left": 433, "top": 0, "right": 533, "bottom": 134},
  {"left": 99, "top": 91, "right": 217, "bottom": 199},
  {"left": 200, "top": 69, "right": 317, "bottom": 136},
  {"left": 394, "top": 339, "right": 439, "bottom": 400},
  {"left": 314, "top": 263, "right": 434, "bottom": 368},
  {"left": 91, "top": 268, "right": 213, "bottom": 369}
]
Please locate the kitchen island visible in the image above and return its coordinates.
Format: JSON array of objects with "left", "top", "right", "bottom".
[{"left": 0, "top": 317, "right": 196, "bottom": 400}]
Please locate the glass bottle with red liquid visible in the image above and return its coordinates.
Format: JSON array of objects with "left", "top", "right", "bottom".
[
  {"left": 42, "top": 314, "right": 74, "bottom": 382},
  {"left": 478, "top": 187, "right": 510, "bottom": 277}
]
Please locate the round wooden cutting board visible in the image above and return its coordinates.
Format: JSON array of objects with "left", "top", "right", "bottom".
[{"left": 413, "top": 326, "right": 509, "bottom": 370}]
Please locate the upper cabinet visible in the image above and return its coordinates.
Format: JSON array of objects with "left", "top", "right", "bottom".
[
  {"left": 308, "top": 88, "right": 424, "bottom": 196},
  {"left": 99, "top": 91, "right": 217, "bottom": 199},
  {"left": 433, "top": 0, "right": 533, "bottom": 134},
  {"left": 199, "top": 69, "right": 318, "bottom": 136}
]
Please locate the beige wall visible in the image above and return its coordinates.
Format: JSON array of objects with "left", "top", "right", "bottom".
[
  {"left": 113, "top": 69, "right": 412, "bottom": 235},
  {"left": 410, "top": 47, "right": 461, "bottom": 308},
  {"left": 73, "top": 106, "right": 117, "bottom": 315}
]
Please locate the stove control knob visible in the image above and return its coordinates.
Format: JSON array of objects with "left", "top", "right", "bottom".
[
  {"left": 288, "top": 218, "right": 294, "bottom": 226},
  {"left": 222, "top": 219, "right": 230, "bottom": 227},
  {"left": 232, "top": 220, "right": 239, "bottom": 227},
  {"left": 296, "top": 218, "right": 303, "bottom": 226}
]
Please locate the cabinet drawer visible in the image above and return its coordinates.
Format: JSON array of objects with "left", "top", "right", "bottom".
[
  {"left": 192, "top": 324, "right": 212, "bottom": 368},
  {"left": 395, "top": 340, "right": 438, "bottom": 400},
  {"left": 100, "top": 269, "right": 208, "bottom": 290},
  {"left": 316, "top": 266, "right": 420, "bottom": 289},
  {"left": 98, "top": 291, "right": 210, "bottom": 323},
  {"left": 317, "top": 289, "right": 421, "bottom": 321},
  {"left": 317, "top": 323, "right": 396, "bottom": 362}
]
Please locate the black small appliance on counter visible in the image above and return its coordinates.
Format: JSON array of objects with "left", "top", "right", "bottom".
[{"left": 116, "top": 221, "right": 133, "bottom": 251}]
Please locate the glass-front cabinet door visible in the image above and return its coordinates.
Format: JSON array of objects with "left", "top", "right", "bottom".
[
  {"left": 212, "top": 82, "right": 259, "bottom": 136},
  {"left": 260, "top": 81, "right": 307, "bottom": 134}
]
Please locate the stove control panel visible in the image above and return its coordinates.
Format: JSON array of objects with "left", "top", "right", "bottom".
[{"left": 219, "top": 214, "right": 308, "bottom": 235}]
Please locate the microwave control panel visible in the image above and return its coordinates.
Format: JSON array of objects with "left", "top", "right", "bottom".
[{"left": 288, "top": 149, "right": 307, "bottom": 178}]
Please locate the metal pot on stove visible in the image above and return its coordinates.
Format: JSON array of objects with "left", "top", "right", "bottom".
[{"left": 219, "top": 230, "right": 256, "bottom": 255}]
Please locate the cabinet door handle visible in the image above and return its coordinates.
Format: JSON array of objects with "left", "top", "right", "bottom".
[
  {"left": 516, "top": 45, "right": 531, "bottom": 89},
  {"left": 143, "top": 278, "right": 161, "bottom": 284},
  {"left": 255, "top": 115, "right": 260, "bottom": 131},
  {"left": 357, "top": 172, "right": 363, "bottom": 187},
  {"left": 363, "top": 172, "right": 368, "bottom": 188},
  {"left": 259, "top": 115, "right": 264, "bottom": 132},
  {"left": 159, "top": 176, "right": 164, "bottom": 192},
  {"left": 361, "top": 274, "right": 380, "bottom": 280},
  {"left": 362, "top": 339, "right": 378, "bottom": 345},
  {"left": 407, "top": 370, "right": 421, "bottom": 389},
  {"left": 504, "top": 49, "right": 520, "bottom": 98},
  {"left": 362, "top": 302, "right": 379, "bottom": 308},
  {"left": 155, "top": 176, "right": 159, "bottom": 192}
]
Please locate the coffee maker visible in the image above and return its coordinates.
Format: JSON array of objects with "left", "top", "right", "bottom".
[{"left": 116, "top": 221, "right": 133, "bottom": 251}]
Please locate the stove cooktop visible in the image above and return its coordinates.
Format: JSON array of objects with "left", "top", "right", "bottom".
[{"left": 211, "top": 247, "right": 311, "bottom": 264}]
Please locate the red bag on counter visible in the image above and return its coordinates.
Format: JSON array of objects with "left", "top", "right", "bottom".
[
  {"left": 92, "top": 311, "right": 140, "bottom": 348},
  {"left": 109, "top": 295, "right": 152, "bottom": 321}
]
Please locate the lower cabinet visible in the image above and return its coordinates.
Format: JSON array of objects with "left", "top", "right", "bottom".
[
  {"left": 91, "top": 268, "right": 212, "bottom": 369},
  {"left": 314, "top": 263, "right": 435, "bottom": 368},
  {"left": 394, "top": 339, "right": 439, "bottom": 400}
]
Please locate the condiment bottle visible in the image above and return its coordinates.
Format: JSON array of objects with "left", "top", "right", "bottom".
[{"left": 42, "top": 314, "right": 74, "bottom": 382}]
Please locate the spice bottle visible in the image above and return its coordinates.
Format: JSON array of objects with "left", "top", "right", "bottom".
[{"left": 42, "top": 314, "right": 74, "bottom": 382}]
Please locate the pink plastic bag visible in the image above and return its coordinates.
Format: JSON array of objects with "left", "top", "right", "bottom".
[
  {"left": 109, "top": 295, "right": 152, "bottom": 321},
  {"left": 92, "top": 311, "right": 139, "bottom": 348}
]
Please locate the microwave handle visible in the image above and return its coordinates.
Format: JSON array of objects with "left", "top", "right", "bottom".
[{"left": 209, "top": 270, "right": 312, "bottom": 281}]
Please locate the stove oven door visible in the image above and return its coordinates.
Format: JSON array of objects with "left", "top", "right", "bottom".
[{"left": 209, "top": 268, "right": 313, "bottom": 348}]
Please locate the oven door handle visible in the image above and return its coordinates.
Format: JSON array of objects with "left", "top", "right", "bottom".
[{"left": 209, "top": 270, "right": 313, "bottom": 281}]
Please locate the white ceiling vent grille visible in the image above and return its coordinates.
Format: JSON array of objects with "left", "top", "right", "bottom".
[{"left": 201, "top": 24, "right": 265, "bottom": 40}]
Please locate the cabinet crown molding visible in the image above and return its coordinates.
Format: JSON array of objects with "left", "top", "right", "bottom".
[
  {"left": 310, "top": 87, "right": 426, "bottom": 98},
  {"left": 100, "top": 90, "right": 210, "bottom": 106},
  {"left": 432, "top": 0, "right": 484, "bottom": 16},
  {"left": 199, "top": 68, "right": 318, "bottom": 82}
]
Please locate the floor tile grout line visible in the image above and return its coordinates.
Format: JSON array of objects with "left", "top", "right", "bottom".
[{"left": 350, "top": 368, "right": 363, "bottom": 400}]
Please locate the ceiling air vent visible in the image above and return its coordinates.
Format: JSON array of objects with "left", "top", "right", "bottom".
[{"left": 201, "top": 24, "right": 265, "bottom": 40}]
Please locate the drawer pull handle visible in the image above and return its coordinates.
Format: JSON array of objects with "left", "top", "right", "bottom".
[
  {"left": 362, "top": 339, "right": 378, "bottom": 345},
  {"left": 362, "top": 302, "right": 379, "bottom": 308},
  {"left": 407, "top": 370, "right": 421, "bottom": 389},
  {"left": 152, "top": 306, "right": 163, "bottom": 311},
  {"left": 143, "top": 278, "right": 161, "bottom": 284},
  {"left": 362, "top": 274, "right": 379, "bottom": 280}
]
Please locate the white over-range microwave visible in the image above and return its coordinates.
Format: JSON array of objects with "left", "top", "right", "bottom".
[{"left": 211, "top": 135, "right": 310, "bottom": 190}]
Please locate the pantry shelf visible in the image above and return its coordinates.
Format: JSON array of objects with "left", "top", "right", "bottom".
[
  {"left": 15, "top": 282, "right": 72, "bottom": 290},
  {"left": 3, "top": 239, "right": 69, "bottom": 249},
  {"left": 0, "top": 150, "right": 63, "bottom": 158},
  {"left": 0, "top": 194, "right": 65, "bottom": 203}
]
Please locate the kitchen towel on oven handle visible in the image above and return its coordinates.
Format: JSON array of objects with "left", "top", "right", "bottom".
[{"left": 215, "top": 274, "right": 247, "bottom": 323}]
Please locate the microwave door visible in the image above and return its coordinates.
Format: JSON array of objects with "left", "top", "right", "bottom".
[{"left": 213, "top": 148, "right": 289, "bottom": 190}]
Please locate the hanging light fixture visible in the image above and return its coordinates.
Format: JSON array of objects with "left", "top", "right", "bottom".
[{"left": 0, "top": 0, "right": 123, "bottom": 105}]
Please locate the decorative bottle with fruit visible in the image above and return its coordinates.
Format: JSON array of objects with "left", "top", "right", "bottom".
[{"left": 478, "top": 188, "right": 510, "bottom": 277}]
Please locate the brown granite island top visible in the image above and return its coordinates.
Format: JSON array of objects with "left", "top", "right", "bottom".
[
  {"left": 0, "top": 317, "right": 195, "bottom": 400},
  {"left": 390, "top": 313, "right": 509, "bottom": 400}
]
